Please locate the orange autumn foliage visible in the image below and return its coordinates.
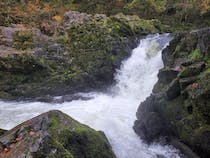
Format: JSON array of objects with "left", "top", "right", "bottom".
[
  {"left": 14, "top": 0, "right": 53, "bottom": 25},
  {"left": 201, "top": 0, "right": 210, "bottom": 14},
  {"left": 52, "top": 15, "right": 63, "bottom": 23}
]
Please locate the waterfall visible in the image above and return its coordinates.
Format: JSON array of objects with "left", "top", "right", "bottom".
[{"left": 0, "top": 34, "right": 181, "bottom": 158}]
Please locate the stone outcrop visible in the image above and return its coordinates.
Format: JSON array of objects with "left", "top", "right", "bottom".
[
  {"left": 134, "top": 28, "right": 210, "bottom": 158},
  {"left": 0, "top": 110, "right": 116, "bottom": 158},
  {"left": 0, "top": 11, "right": 165, "bottom": 101}
]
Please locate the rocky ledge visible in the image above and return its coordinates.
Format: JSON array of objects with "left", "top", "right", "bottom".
[
  {"left": 134, "top": 28, "right": 210, "bottom": 158},
  {"left": 0, "top": 110, "right": 116, "bottom": 158},
  {"left": 0, "top": 11, "right": 167, "bottom": 101}
]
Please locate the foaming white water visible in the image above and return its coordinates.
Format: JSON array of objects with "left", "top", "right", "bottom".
[{"left": 0, "top": 34, "right": 181, "bottom": 158}]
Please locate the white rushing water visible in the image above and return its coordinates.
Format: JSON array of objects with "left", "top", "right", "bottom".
[{"left": 0, "top": 34, "right": 181, "bottom": 158}]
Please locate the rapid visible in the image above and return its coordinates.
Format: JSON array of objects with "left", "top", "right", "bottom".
[{"left": 0, "top": 34, "right": 181, "bottom": 158}]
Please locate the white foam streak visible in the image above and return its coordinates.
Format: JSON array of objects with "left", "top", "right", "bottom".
[{"left": 0, "top": 34, "right": 181, "bottom": 158}]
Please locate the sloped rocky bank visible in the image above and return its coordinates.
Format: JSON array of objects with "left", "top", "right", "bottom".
[
  {"left": 134, "top": 28, "right": 210, "bottom": 158},
  {"left": 0, "top": 11, "right": 166, "bottom": 101}
]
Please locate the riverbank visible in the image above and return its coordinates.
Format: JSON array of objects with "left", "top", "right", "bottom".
[
  {"left": 0, "top": 1, "right": 210, "bottom": 158},
  {"left": 134, "top": 28, "right": 210, "bottom": 157},
  {"left": 0, "top": 34, "right": 181, "bottom": 158},
  {"left": 0, "top": 11, "right": 168, "bottom": 101}
]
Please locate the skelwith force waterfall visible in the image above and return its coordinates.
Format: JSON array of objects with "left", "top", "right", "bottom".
[{"left": 0, "top": 1, "right": 210, "bottom": 158}]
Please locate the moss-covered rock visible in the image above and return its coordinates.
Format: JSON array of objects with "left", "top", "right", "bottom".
[
  {"left": 0, "top": 110, "right": 116, "bottom": 158},
  {"left": 134, "top": 28, "right": 210, "bottom": 157},
  {"left": 0, "top": 11, "right": 165, "bottom": 101},
  {"left": 13, "top": 30, "right": 34, "bottom": 50}
]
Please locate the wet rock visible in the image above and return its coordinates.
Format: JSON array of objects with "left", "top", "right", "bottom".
[
  {"left": 134, "top": 28, "right": 210, "bottom": 157},
  {"left": 158, "top": 69, "right": 179, "bottom": 85},
  {"left": 166, "top": 79, "right": 181, "bottom": 100},
  {"left": 134, "top": 94, "right": 173, "bottom": 142},
  {"left": 195, "top": 28, "right": 210, "bottom": 55},
  {"left": 0, "top": 110, "right": 116, "bottom": 158},
  {"left": 0, "top": 129, "right": 6, "bottom": 136},
  {"left": 179, "top": 62, "right": 206, "bottom": 78},
  {"left": 170, "top": 138, "right": 200, "bottom": 158},
  {"left": 134, "top": 111, "right": 165, "bottom": 142}
]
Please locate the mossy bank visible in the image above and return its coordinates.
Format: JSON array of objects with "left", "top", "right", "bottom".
[{"left": 0, "top": 11, "right": 166, "bottom": 101}]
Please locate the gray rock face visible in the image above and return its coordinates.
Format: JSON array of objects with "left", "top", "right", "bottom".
[
  {"left": 134, "top": 94, "right": 173, "bottom": 142},
  {"left": 0, "top": 25, "right": 24, "bottom": 46},
  {"left": 64, "top": 11, "right": 92, "bottom": 25},
  {"left": 0, "top": 110, "right": 116, "bottom": 158},
  {"left": 134, "top": 28, "right": 210, "bottom": 158}
]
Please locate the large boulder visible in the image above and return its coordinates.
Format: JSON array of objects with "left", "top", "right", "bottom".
[
  {"left": 0, "top": 110, "right": 116, "bottom": 158},
  {"left": 134, "top": 28, "right": 210, "bottom": 158}
]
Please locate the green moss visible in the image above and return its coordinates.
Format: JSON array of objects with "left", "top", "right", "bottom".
[
  {"left": 175, "top": 45, "right": 181, "bottom": 52},
  {"left": 33, "top": 137, "right": 74, "bottom": 158},
  {"left": 51, "top": 115, "right": 61, "bottom": 124},
  {"left": 13, "top": 30, "right": 34, "bottom": 50},
  {"left": 56, "top": 34, "right": 70, "bottom": 44},
  {"left": 124, "top": 0, "right": 168, "bottom": 19},
  {"left": 163, "top": 96, "right": 187, "bottom": 125},
  {"left": 47, "top": 112, "right": 115, "bottom": 158},
  {"left": 136, "top": 19, "right": 158, "bottom": 33},
  {"left": 61, "top": 128, "right": 114, "bottom": 158},
  {"left": 39, "top": 58, "right": 45, "bottom": 65},
  {"left": 188, "top": 48, "right": 202, "bottom": 60},
  {"left": 194, "top": 125, "right": 210, "bottom": 137},
  {"left": 0, "top": 11, "right": 166, "bottom": 100},
  {"left": 179, "top": 66, "right": 203, "bottom": 78},
  {"left": 180, "top": 125, "right": 193, "bottom": 141},
  {"left": 0, "top": 91, "right": 12, "bottom": 99}
]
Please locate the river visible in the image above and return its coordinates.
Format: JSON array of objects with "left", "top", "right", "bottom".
[{"left": 0, "top": 34, "right": 181, "bottom": 158}]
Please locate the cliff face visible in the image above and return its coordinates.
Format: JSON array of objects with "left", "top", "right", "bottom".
[{"left": 134, "top": 28, "right": 210, "bottom": 157}]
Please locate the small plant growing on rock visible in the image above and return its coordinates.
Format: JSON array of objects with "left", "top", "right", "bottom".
[
  {"left": 13, "top": 30, "right": 34, "bottom": 50},
  {"left": 188, "top": 48, "right": 202, "bottom": 60}
]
